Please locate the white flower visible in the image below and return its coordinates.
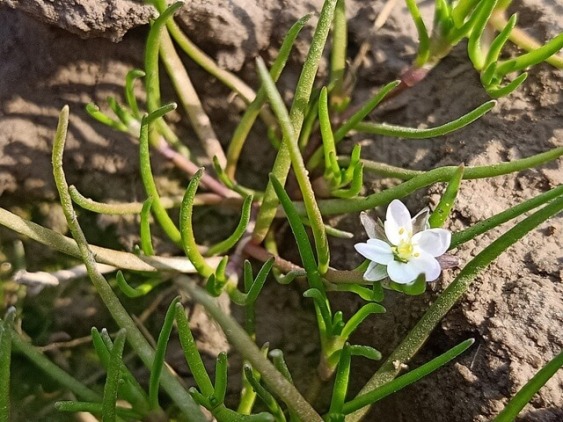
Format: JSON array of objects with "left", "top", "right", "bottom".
[{"left": 354, "top": 200, "right": 451, "bottom": 285}]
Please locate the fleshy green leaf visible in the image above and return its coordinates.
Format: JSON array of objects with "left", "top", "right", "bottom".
[
  {"left": 343, "top": 339, "right": 474, "bottom": 414},
  {"left": 0, "top": 308, "right": 16, "bottom": 422},
  {"left": 102, "top": 329, "right": 126, "bottom": 422},
  {"left": 494, "top": 348, "right": 563, "bottom": 421},
  {"left": 149, "top": 297, "right": 181, "bottom": 410},
  {"left": 429, "top": 164, "right": 464, "bottom": 228}
]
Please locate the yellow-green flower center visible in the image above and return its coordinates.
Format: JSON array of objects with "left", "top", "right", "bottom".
[
  {"left": 393, "top": 241, "right": 411, "bottom": 262},
  {"left": 393, "top": 234, "right": 420, "bottom": 263},
  {"left": 397, "top": 241, "right": 413, "bottom": 258}
]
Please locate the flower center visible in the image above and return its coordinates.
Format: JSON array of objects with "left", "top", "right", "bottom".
[
  {"left": 394, "top": 240, "right": 412, "bottom": 262},
  {"left": 392, "top": 227, "right": 419, "bottom": 263}
]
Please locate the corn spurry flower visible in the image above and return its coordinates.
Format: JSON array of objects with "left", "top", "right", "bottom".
[{"left": 354, "top": 200, "right": 451, "bottom": 285}]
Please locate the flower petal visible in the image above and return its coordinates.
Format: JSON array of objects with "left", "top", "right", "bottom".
[
  {"left": 385, "top": 200, "right": 412, "bottom": 245},
  {"left": 387, "top": 253, "right": 442, "bottom": 284},
  {"left": 360, "top": 212, "right": 378, "bottom": 239},
  {"left": 373, "top": 217, "right": 388, "bottom": 241},
  {"left": 354, "top": 239, "right": 394, "bottom": 265},
  {"left": 413, "top": 229, "right": 451, "bottom": 257},
  {"left": 363, "top": 261, "right": 388, "bottom": 281},
  {"left": 387, "top": 260, "right": 420, "bottom": 284},
  {"left": 411, "top": 207, "right": 430, "bottom": 233},
  {"left": 409, "top": 253, "right": 442, "bottom": 281}
]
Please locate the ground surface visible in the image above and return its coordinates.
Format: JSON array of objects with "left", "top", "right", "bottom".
[{"left": 0, "top": 0, "right": 561, "bottom": 421}]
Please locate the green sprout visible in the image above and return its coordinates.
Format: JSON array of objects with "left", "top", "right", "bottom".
[{"left": 403, "top": 0, "right": 563, "bottom": 96}]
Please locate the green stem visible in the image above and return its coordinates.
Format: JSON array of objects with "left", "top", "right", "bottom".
[
  {"left": 451, "top": 184, "right": 563, "bottom": 248},
  {"left": 149, "top": 297, "right": 180, "bottom": 410},
  {"left": 228, "top": 259, "right": 274, "bottom": 306},
  {"left": 69, "top": 186, "right": 151, "bottom": 214},
  {"left": 347, "top": 195, "right": 563, "bottom": 421},
  {"left": 339, "top": 303, "right": 385, "bottom": 340},
  {"left": 354, "top": 100, "right": 495, "bottom": 139},
  {"left": 257, "top": 59, "right": 330, "bottom": 274},
  {"left": 335, "top": 81, "right": 401, "bottom": 143},
  {"left": 174, "top": 303, "right": 215, "bottom": 396},
  {"left": 213, "top": 352, "right": 229, "bottom": 406},
  {"left": 310, "top": 147, "right": 563, "bottom": 215},
  {"left": 139, "top": 115, "right": 182, "bottom": 245},
  {"left": 352, "top": 146, "right": 563, "bottom": 182},
  {"left": 428, "top": 165, "right": 464, "bottom": 228},
  {"left": 269, "top": 175, "right": 328, "bottom": 304},
  {"left": 486, "top": 72, "right": 527, "bottom": 98},
  {"left": 0, "top": 206, "right": 221, "bottom": 273},
  {"left": 102, "top": 329, "right": 126, "bottom": 422},
  {"left": 107, "top": 96, "right": 134, "bottom": 127},
  {"left": 319, "top": 87, "right": 340, "bottom": 182},
  {"left": 140, "top": 198, "right": 155, "bottom": 256},
  {"left": 236, "top": 265, "right": 261, "bottom": 415},
  {"left": 451, "top": 0, "right": 479, "bottom": 28},
  {"left": 489, "top": 11, "right": 563, "bottom": 69},
  {"left": 125, "top": 69, "right": 145, "bottom": 119},
  {"left": 179, "top": 168, "right": 217, "bottom": 278},
  {"left": 10, "top": 328, "right": 100, "bottom": 402},
  {"left": 225, "top": 14, "right": 311, "bottom": 179},
  {"left": 52, "top": 106, "right": 206, "bottom": 421},
  {"left": 85, "top": 103, "right": 128, "bottom": 132},
  {"left": 447, "top": 0, "right": 487, "bottom": 46},
  {"left": 243, "top": 366, "right": 286, "bottom": 422},
  {"left": 90, "top": 328, "right": 151, "bottom": 414},
  {"left": 252, "top": 0, "right": 339, "bottom": 244},
  {"left": 150, "top": 0, "right": 258, "bottom": 103},
  {"left": 328, "top": 343, "right": 351, "bottom": 417},
  {"left": 405, "top": 0, "right": 430, "bottom": 66},
  {"left": 206, "top": 195, "right": 254, "bottom": 256},
  {"left": 213, "top": 157, "right": 261, "bottom": 198},
  {"left": 159, "top": 29, "right": 227, "bottom": 166},
  {"left": 342, "top": 339, "right": 474, "bottom": 414},
  {"left": 55, "top": 402, "right": 142, "bottom": 420},
  {"left": 340, "top": 157, "right": 423, "bottom": 179},
  {"left": 306, "top": 80, "right": 400, "bottom": 172},
  {"left": 483, "top": 13, "right": 517, "bottom": 72},
  {"left": 493, "top": 348, "right": 563, "bottom": 421},
  {"left": 330, "top": 0, "right": 347, "bottom": 103},
  {"left": 467, "top": 0, "right": 499, "bottom": 70},
  {"left": 178, "top": 279, "right": 323, "bottom": 422},
  {"left": 0, "top": 309, "right": 16, "bottom": 422},
  {"left": 145, "top": 2, "right": 183, "bottom": 114},
  {"left": 495, "top": 33, "right": 563, "bottom": 77},
  {"left": 115, "top": 272, "right": 162, "bottom": 298}
]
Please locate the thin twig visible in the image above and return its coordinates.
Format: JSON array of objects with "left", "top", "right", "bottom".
[
  {"left": 159, "top": 29, "right": 228, "bottom": 167},
  {"left": 349, "top": 0, "right": 398, "bottom": 76},
  {"left": 489, "top": 11, "right": 563, "bottom": 68},
  {"left": 14, "top": 264, "right": 116, "bottom": 290}
]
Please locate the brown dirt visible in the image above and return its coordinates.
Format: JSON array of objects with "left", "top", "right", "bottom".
[
  {"left": 1, "top": 0, "right": 155, "bottom": 41},
  {"left": 0, "top": 0, "right": 561, "bottom": 421}
]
